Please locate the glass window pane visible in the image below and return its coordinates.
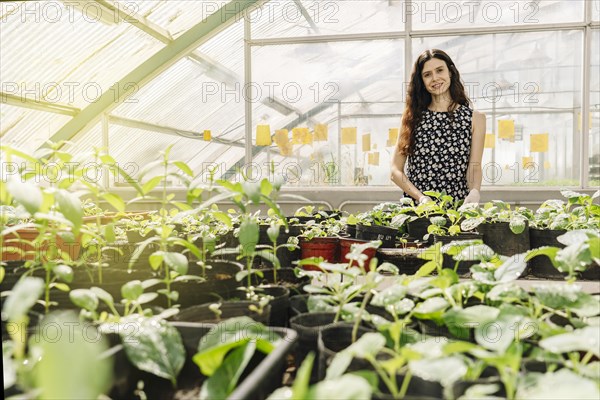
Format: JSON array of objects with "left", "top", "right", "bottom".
[
  {"left": 413, "top": 30, "right": 582, "bottom": 187},
  {"left": 252, "top": 0, "right": 406, "bottom": 39},
  {"left": 594, "top": 0, "right": 600, "bottom": 21},
  {"left": 413, "top": 0, "right": 584, "bottom": 30},
  {"left": 589, "top": 29, "right": 600, "bottom": 186},
  {"left": 251, "top": 39, "right": 405, "bottom": 186}
]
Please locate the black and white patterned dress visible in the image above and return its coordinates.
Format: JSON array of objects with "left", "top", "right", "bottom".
[{"left": 406, "top": 104, "right": 473, "bottom": 200}]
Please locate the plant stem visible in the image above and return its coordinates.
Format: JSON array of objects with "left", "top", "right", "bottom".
[
  {"left": 398, "top": 369, "right": 412, "bottom": 399},
  {"left": 352, "top": 290, "right": 372, "bottom": 343}
]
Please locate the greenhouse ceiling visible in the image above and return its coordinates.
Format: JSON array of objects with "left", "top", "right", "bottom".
[{"left": 1, "top": 0, "right": 599, "bottom": 193}]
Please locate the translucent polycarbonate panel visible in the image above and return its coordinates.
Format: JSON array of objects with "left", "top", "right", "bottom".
[
  {"left": 589, "top": 29, "right": 600, "bottom": 186},
  {"left": 114, "top": 0, "right": 229, "bottom": 38},
  {"left": 0, "top": 1, "right": 164, "bottom": 109},
  {"left": 413, "top": 31, "right": 582, "bottom": 186},
  {"left": 197, "top": 17, "right": 245, "bottom": 77},
  {"left": 412, "top": 0, "right": 584, "bottom": 30},
  {"left": 251, "top": 39, "right": 405, "bottom": 186},
  {"left": 251, "top": 0, "right": 406, "bottom": 39},
  {"left": 103, "top": 124, "right": 239, "bottom": 185},
  {"left": 0, "top": 104, "right": 72, "bottom": 151}
]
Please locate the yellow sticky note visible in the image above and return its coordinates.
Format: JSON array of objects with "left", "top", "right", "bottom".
[
  {"left": 341, "top": 127, "right": 357, "bottom": 145},
  {"left": 386, "top": 139, "right": 395, "bottom": 147},
  {"left": 362, "top": 133, "right": 371, "bottom": 152},
  {"left": 279, "top": 142, "right": 293, "bottom": 156},
  {"left": 274, "top": 129, "right": 289, "bottom": 145},
  {"left": 292, "top": 127, "right": 309, "bottom": 144},
  {"left": 256, "top": 125, "right": 271, "bottom": 146},
  {"left": 577, "top": 112, "right": 593, "bottom": 131},
  {"left": 302, "top": 131, "right": 313, "bottom": 145},
  {"left": 498, "top": 120, "right": 515, "bottom": 139},
  {"left": 203, "top": 130, "right": 211, "bottom": 141},
  {"left": 530, "top": 133, "right": 549, "bottom": 152},
  {"left": 484, "top": 134, "right": 495, "bottom": 149},
  {"left": 522, "top": 156, "right": 534, "bottom": 169},
  {"left": 314, "top": 124, "right": 328, "bottom": 141},
  {"left": 368, "top": 152, "right": 380, "bottom": 166},
  {"left": 544, "top": 161, "right": 551, "bottom": 170},
  {"left": 388, "top": 128, "right": 399, "bottom": 144}
]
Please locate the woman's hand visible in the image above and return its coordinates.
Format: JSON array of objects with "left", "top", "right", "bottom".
[
  {"left": 464, "top": 189, "right": 480, "bottom": 204},
  {"left": 418, "top": 195, "right": 433, "bottom": 204}
]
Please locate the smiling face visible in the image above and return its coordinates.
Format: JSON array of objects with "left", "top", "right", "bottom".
[{"left": 421, "top": 57, "right": 452, "bottom": 97}]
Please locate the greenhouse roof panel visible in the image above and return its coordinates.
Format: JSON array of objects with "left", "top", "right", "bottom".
[
  {"left": 0, "top": 1, "right": 164, "bottom": 109},
  {"left": 0, "top": 104, "right": 72, "bottom": 151}
]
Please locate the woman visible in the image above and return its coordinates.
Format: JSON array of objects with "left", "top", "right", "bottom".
[{"left": 391, "top": 49, "right": 485, "bottom": 204}]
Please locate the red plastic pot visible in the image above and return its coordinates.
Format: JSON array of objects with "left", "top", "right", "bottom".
[
  {"left": 1, "top": 228, "right": 81, "bottom": 262},
  {"left": 300, "top": 237, "right": 339, "bottom": 271},
  {"left": 339, "top": 238, "right": 377, "bottom": 271}
]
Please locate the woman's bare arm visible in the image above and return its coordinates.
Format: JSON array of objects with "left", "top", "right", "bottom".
[{"left": 391, "top": 146, "right": 426, "bottom": 201}]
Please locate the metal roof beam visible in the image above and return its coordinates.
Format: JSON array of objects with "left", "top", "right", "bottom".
[
  {"left": 108, "top": 115, "right": 245, "bottom": 148},
  {"left": 42, "top": 0, "right": 268, "bottom": 149},
  {"left": 0, "top": 92, "right": 79, "bottom": 116}
]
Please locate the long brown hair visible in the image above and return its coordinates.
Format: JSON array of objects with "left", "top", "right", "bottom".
[{"left": 398, "top": 49, "right": 471, "bottom": 155}]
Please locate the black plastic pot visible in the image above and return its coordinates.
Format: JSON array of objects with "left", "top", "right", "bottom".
[
  {"left": 478, "top": 221, "right": 530, "bottom": 256},
  {"left": 171, "top": 262, "right": 241, "bottom": 309},
  {"left": 435, "top": 232, "right": 483, "bottom": 276},
  {"left": 451, "top": 377, "right": 505, "bottom": 400},
  {"left": 417, "top": 319, "right": 474, "bottom": 342},
  {"left": 317, "top": 322, "right": 373, "bottom": 381},
  {"left": 256, "top": 225, "right": 302, "bottom": 270},
  {"left": 250, "top": 268, "right": 310, "bottom": 296},
  {"left": 108, "top": 322, "right": 298, "bottom": 400},
  {"left": 407, "top": 216, "right": 432, "bottom": 242},
  {"left": 376, "top": 247, "right": 427, "bottom": 275},
  {"left": 289, "top": 294, "right": 310, "bottom": 317},
  {"left": 174, "top": 301, "right": 270, "bottom": 324},
  {"left": 345, "top": 224, "right": 357, "bottom": 239},
  {"left": 289, "top": 312, "right": 337, "bottom": 383},
  {"left": 258, "top": 285, "right": 290, "bottom": 327},
  {"left": 356, "top": 224, "right": 398, "bottom": 247},
  {"left": 373, "top": 374, "right": 444, "bottom": 400},
  {"left": 528, "top": 228, "right": 566, "bottom": 278}
]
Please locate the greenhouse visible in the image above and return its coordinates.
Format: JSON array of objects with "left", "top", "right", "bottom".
[{"left": 1, "top": 0, "right": 599, "bottom": 399}]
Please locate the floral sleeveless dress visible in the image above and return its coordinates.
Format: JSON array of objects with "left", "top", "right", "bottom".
[{"left": 406, "top": 104, "right": 473, "bottom": 200}]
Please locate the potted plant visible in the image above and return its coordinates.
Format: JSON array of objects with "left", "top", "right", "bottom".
[{"left": 460, "top": 200, "right": 532, "bottom": 256}]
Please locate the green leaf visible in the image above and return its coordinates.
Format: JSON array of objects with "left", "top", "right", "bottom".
[
  {"left": 70, "top": 289, "right": 99, "bottom": 311},
  {"left": 408, "top": 356, "right": 467, "bottom": 387},
  {"left": 32, "top": 312, "right": 112, "bottom": 399},
  {"left": 55, "top": 189, "right": 83, "bottom": 233},
  {"left": 7, "top": 178, "right": 43, "bottom": 215},
  {"left": 149, "top": 251, "right": 164, "bottom": 271},
  {"left": 371, "top": 285, "right": 407, "bottom": 308},
  {"left": 1, "top": 277, "right": 44, "bottom": 321},
  {"left": 509, "top": 216, "right": 526, "bottom": 234},
  {"left": 163, "top": 252, "right": 188, "bottom": 275},
  {"left": 173, "top": 161, "right": 194, "bottom": 177},
  {"left": 516, "top": 369, "right": 600, "bottom": 399},
  {"left": 267, "top": 223, "right": 280, "bottom": 243},
  {"left": 90, "top": 287, "right": 114, "bottom": 307},
  {"left": 455, "top": 244, "right": 495, "bottom": 261},
  {"left": 539, "top": 326, "right": 600, "bottom": 357},
  {"left": 326, "top": 333, "right": 386, "bottom": 379},
  {"left": 51, "top": 264, "right": 73, "bottom": 283},
  {"left": 200, "top": 341, "right": 256, "bottom": 400},
  {"left": 461, "top": 217, "right": 485, "bottom": 232},
  {"left": 289, "top": 352, "right": 315, "bottom": 400},
  {"left": 306, "top": 374, "right": 372, "bottom": 400},
  {"left": 142, "top": 176, "right": 164, "bottom": 195},
  {"left": 193, "top": 317, "right": 278, "bottom": 376},
  {"left": 121, "top": 280, "right": 143, "bottom": 301},
  {"left": 120, "top": 316, "right": 185, "bottom": 385},
  {"left": 52, "top": 282, "right": 70, "bottom": 292},
  {"left": 260, "top": 179, "right": 273, "bottom": 197},
  {"left": 100, "top": 193, "right": 125, "bottom": 213},
  {"left": 494, "top": 254, "right": 527, "bottom": 283},
  {"left": 413, "top": 297, "right": 449, "bottom": 320},
  {"left": 239, "top": 218, "right": 259, "bottom": 257},
  {"left": 242, "top": 182, "right": 261, "bottom": 204}
]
